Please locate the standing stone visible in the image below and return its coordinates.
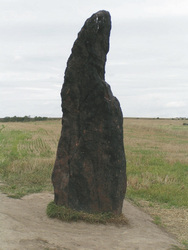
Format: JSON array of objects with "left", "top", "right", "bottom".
[{"left": 52, "top": 10, "right": 126, "bottom": 215}]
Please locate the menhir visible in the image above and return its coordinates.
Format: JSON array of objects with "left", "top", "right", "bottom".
[{"left": 52, "top": 10, "right": 126, "bottom": 215}]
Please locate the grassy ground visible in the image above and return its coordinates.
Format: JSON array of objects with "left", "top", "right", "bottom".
[
  {"left": 123, "top": 118, "right": 188, "bottom": 246},
  {"left": 124, "top": 118, "right": 188, "bottom": 207},
  {"left": 0, "top": 120, "right": 61, "bottom": 197},
  {"left": 0, "top": 118, "right": 187, "bottom": 244}
]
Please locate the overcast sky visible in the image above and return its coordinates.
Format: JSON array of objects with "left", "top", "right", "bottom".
[{"left": 1, "top": 0, "right": 188, "bottom": 118}]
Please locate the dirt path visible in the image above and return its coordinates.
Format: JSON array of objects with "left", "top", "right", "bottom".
[{"left": 0, "top": 192, "right": 181, "bottom": 250}]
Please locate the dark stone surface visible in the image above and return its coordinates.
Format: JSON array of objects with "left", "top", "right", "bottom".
[{"left": 52, "top": 10, "right": 126, "bottom": 214}]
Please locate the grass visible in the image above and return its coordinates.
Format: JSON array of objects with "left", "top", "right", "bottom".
[
  {"left": 46, "top": 201, "right": 128, "bottom": 225},
  {"left": 170, "top": 242, "right": 188, "bottom": 250},
  {"left": 153, "top": 215, "right": 162, "bottom": 226},
  {"left": 1, "top": 118, "right": 187, "bottom": 204},
  {"left": 123, "top": 118, "right": 188, "bottom": 244},
  {"left": 0, "top": 118, "right": 187, "bottom": 239},
  {"left": 124, "top": 118, "right": 188, "bottom": 208},
  {"left": 0, "top": 120, "right": 61, "bottom": 198}
]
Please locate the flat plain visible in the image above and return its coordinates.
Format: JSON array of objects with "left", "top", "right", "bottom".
[
  {"left": 0, "top": 118, "right": 187, "bottom": 248},
  {"left": 124, "top": 118, "right": 188, "bottom": 245}
]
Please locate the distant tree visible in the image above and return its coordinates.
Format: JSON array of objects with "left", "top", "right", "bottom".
[{"left": 0, "top": 116, "right": 50, "bottom": 122}]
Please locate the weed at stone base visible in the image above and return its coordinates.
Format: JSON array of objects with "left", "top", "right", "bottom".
[{"left": 46, "top": 201, "right": 128, "bottom": 225}]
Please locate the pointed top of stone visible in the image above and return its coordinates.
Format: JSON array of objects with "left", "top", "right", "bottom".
[{"left": 67, "top": 10, "right": 111, "bottom": 80}]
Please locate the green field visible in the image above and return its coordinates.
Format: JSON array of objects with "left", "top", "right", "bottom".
[
  {"left": 124, "top": 118, "right": 188, "bottom": 208},
  {"left": 0, "top": 120, "right": 61, "bottom": 198},
  {"left": 0, "top": 118, "right": 187, "bottom": 206},
  {"left": 0, "top": 118, "right": 188, "bottom": 244}
]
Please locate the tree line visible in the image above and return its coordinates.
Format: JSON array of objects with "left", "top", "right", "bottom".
[{"left": 0, "top": 116, "right": 49, "bottom": 122}]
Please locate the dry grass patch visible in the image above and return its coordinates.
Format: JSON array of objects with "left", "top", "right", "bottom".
[{"left": 138, "top": 200, "right": 188, "bottom": 245}]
